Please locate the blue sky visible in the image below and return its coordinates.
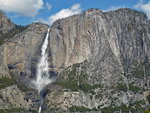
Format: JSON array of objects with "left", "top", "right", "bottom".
[{"left": 0, "top": 0, "right": 150, "bottom": 25}]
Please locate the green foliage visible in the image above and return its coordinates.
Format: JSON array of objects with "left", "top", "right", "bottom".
[
  {"left": 101, "top": 102, "right": 145, "bottom": 113},
  {"left": 10, "top": 72, "right": 30, "bottom": 92},
  {"left": 101, "top": 104, "right": 128, "bottom": 113},
  {"left": 117, "top": 83, "right": 128, "bottom": 92},
  {"left": 95, "top": 93, "right": 103, "bottom": 99},
  {"left": 0, "top": 77, "right": 15, "bottom": 89},
  {"left": 131, "top": 69, "right": 144, "bottom": 79},
  {"left": 29, "top": 110, "right": 37, "bottom": 113},
  {"left": 58, "top": 78, "right": 79, "bottom": 91},
  {"left": 144, "top": 107, "right": 150, "bottom": 113},
  {"left": 147, "top": 94, "right": 150, "bottom": 103},
  {"left": 129, "top": 84, "right": 141, "bottom": 92},
  {"left": 58, "top": 63, "right": 101, "bottom": 94},
  {"left": 127, "top": 60, "right": 150, "bottom": 79},
  {"left": 0, "top": 108, "right": 27, "bottom": 113},
  {"left": 0, "top": 73, "right": 30, "bottom": 92},
  {"left": 58, "top": 77, "right": 99, "bottom": 94},
  {"left": 79, "top": 82, "right": 96, "bottom": 94},
  {"left": 0, "top": 24, "right": 28, "bottom": 45},
  {"left": 69, "top": 106, "right": 90, "bottom": 112},
  {"left": 0, "top": 37, "right": 4, "bottom": 45},
  {"left": 144, "top": 93, "right": 150, "bottom": 112},
  {"left": 127, "top": 24, "right": 132, "bottom": 32},
  {"left": 69, "top": 106, "right": 98, "bottom": 112},
  {"left": 0, "top": 94, "right": 3, "bottom": 99},
  {"left": 129, "top": 101, "right": 145, "bottom": 112}
]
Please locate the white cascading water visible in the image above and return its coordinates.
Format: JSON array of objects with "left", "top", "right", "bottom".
[
  {"left": 33, "top": 28, "right": 52, "bottom": 93},
  {"left": 32, "top": 28, "right": 53, "bottom": 113}
]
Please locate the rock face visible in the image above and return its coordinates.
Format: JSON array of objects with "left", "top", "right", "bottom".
[
  {"left": 0, "top": 85, "right": 32, "bottom": 109},
  {"left": 0, "top": 83, "right": 41, "bottom": 112},
  {"left": 46, "top": 8, "right": 150, "bottom": 112},
  {"left": 0, "top": 10, "right": 14, "bottom": 36},
  {"left": 0, "top": 22, "right": 48, "bottom": 78},
  {"left": 49, "top": 8, "right": 150, "bottom": 70}
]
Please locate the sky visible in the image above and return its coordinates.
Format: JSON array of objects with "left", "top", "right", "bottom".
[{"left": 0, "top": 0, "right": 150, "bottom": 26}]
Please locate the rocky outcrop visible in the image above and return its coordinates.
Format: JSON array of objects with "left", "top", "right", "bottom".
[
  {"left": 46, "top": 8, "right": 150, "bottom": 112},
  {"left": 0, "top": 83, "right": 42, "bottom": 112},
  {"left": 0, "top": 10, "right": 14, "bottom": 36},
  {"left": 0, "top": 22, "right": 48, "bottom": 79},
  {"left": 0, "top": 85, "right": 32, "bottom": 109}
]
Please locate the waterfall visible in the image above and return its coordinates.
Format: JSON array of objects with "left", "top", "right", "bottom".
[
  {"left": 32, "top": 28, "right": 55, "bottom": 113},
  {"left": 32, "top": 28, "right": 52, "bottom": 93}
]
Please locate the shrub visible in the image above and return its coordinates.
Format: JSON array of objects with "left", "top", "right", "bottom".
[
  {"left": 0, "top": 24, "right": 28, "bottom": 45},
  {"left": 0, "top": 77, "right": 15, "bottom": 89},
  {"left": 0, "top": 94, "right": 3, "bottom": 99},
  {"left": 129, "top": 84, "right": 141, "bottom": 92},
  {"left": 147, "top": 94, "right": 150, "bottom": 103},
  {"left": 144, "top": 107, "right": 150, "bottom": 113},
  {"left": 57, "top": 63, "right": 101, "bottom": 94},
  {"left": 10, "top": 73, "right": 30, "bottom": 92},
  {"left": 131, "top": 69, "right": 144, "bottom": 79},
  {"left": 69, "top": 106, "right": 98, "bottom": 112},
  {"left": 117, "top": 83, "right": 128, "bottom": 92},
  {"left": 0, "top": 108, "right": 27, "bottom": 113},
  {"left": 101, "top": 102, "right": 144, "bottom": 113}
]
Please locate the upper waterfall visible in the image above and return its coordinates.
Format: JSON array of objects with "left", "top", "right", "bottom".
[{"left": 32, "top": 28, "right": 52, "bottom": 94}]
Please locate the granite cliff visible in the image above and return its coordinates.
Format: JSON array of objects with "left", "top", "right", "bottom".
[
  {"left": 46, "top": 8, "right": 150, "bottom": 112},
  {"left": 0, "top": 8, "right": 150, "bottom": 113}
]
